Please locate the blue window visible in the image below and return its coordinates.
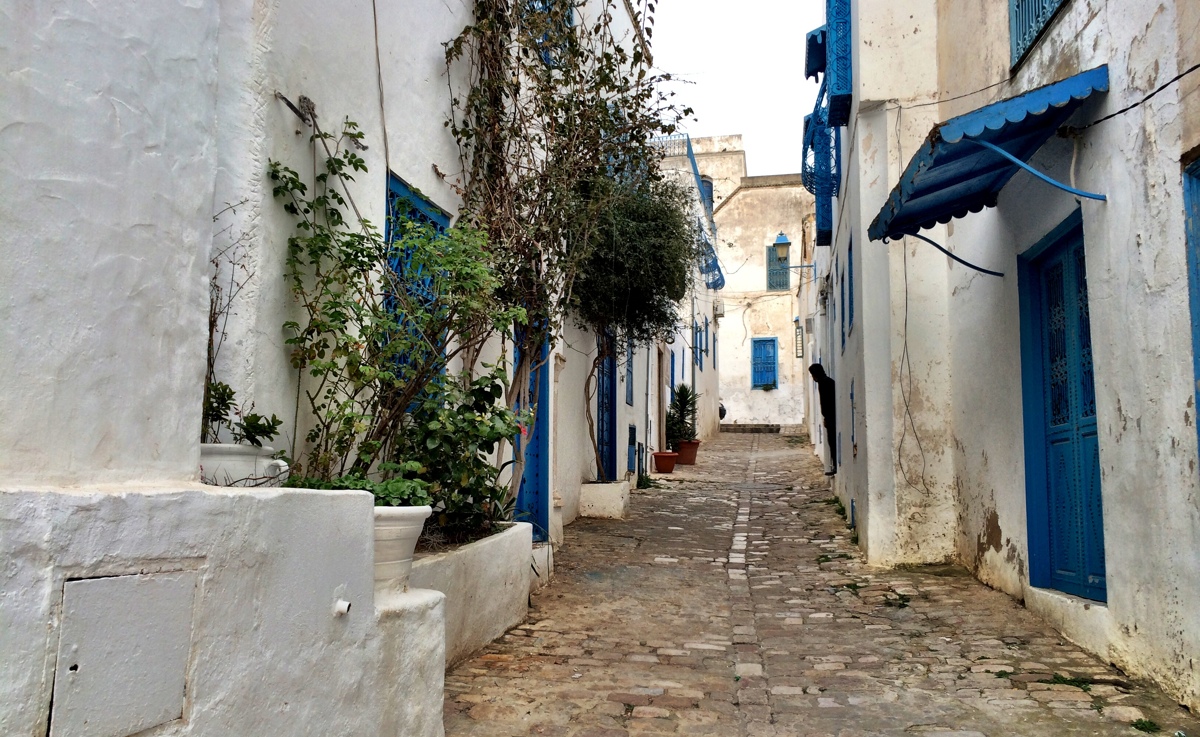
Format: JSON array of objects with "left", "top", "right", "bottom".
[
  {"left": 693, "top": 321, "right": 702, "bottom": 370},
  {"left": 625, "top": 340, "right": 635, "bottom": 406},
  {"left": 751, "top": 338, "right": 778, "bottom": 389},
  {"left": 627, "top": 425, "right": 637, "bottom": 473},
  {"left": 767, "top": 247, "right": 790, "bottom": 291},
  {"left": 700, "top": 176, "right": 714, "bottom": 217},
  {"left": 1185, "top": 160, "right": 1200, "bottom": 453},
  {"left": 848, "top": 239, "right": 855, "bottom": 332},
  {"left": 840, "top": 265, "right": 846, "bottom": 351},
  {"left": 703, "top": 317, "right": 710, "bottom": 361},
  {"left": 825, "top": 0, "right": 853, "bottom": 126},
  {"left": 669, "top": 349, "right": 676, "bottom": 401},
  {"left": 1010, "top": 0, "right": 1066, "bottom": 66},
  {"left": 387, "top": 173, "right": 450, "bottom": 233}
]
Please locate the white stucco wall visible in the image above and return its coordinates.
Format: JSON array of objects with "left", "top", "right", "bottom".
[
  {"left": 0, "top": 487, "right": 444, "bottom": 737},
  {"left": 841, "top": 0, "right": 1200, "bottom": 712},
  {"left": 0, "top": 1, "right": 219, "bottom": 486}
]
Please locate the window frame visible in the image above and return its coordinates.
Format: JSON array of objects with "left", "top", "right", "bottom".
[
  {"left": 766, "top": 247, "right": 791, "bottom": 291},
  {"left": 750, "top": 337, "right": 779, "bottom": 390},
  {"left": 1010, "top": 0, "right": 1069, "bottom": 69}
]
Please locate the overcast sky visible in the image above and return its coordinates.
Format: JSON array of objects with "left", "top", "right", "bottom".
[{"left": 650, "top": 0, "right": 826, "bottom": 176}]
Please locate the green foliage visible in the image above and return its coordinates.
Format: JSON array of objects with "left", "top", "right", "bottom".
[
  {"left": 287, "top": 463, "right": 434, "bottom": 508},
  {"left": 269, "top": 118, "right": 522, "bottom": 480},
  {"left": 1132, "top": 720, "right": 1161, "bottom": 733},
  {"left": 665, "top": 384, "right": 698, "bottom": 451},
  {"left": 572, "top": 175, "right": 699, "bottom": 345},
  {"left": 201, "top": 380, "right": 282, "bottom": 448},
  {"left": 1043, "top": 673, "right": 1092, "bottom": 691},
  {"left": 389, "top": 364, "right": 528, "bottom": 537},
  {"left": 445, "top": 1, "right": 692, "bottom": 476}
]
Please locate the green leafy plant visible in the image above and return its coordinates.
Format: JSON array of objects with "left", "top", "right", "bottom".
[
  {"left": 1132, "top": 719, "right": 1161, "bottom": 733},
  {"left": 445, "top": 0, "right": 692, "bottom": 488},
  {"left": 270, "top": 117, "right": 522, "bottom": 481},
  {"left": 390, "top": 364, "right": 529, "bottom": 538},
  {"left": 287, "top": 462, "right": 434, "bottom": 508},
  {"left": 666, "top": 384, "right": 699, "bottom": 451},
  {"left": 573, "top": 175, "right": 699, "bottom": 477}
]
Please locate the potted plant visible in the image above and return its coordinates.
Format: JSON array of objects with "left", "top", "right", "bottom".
[
  {"left": 668, "top": 384, "right": 701, "bottom": 465},
  {"left": 652, "top": 450, "right": 679, "bottom": 473},
  {"left": 199, "top": 381, "right": 287, "bottom": 486}
]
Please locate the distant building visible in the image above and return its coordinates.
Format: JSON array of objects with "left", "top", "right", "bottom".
[{"left": 685, "top": 136, "right": 815, "bottom": 429}]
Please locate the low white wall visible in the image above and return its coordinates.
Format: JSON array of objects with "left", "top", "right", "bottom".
[
  {"left": 0, "top": 487, "right": 444, "bottom": 737},
  {"left": 409, "top": 522, "right": 533, "bottom": 666},
  {"left": 579, "top": 480, "right": 630, "bottom": 519}
]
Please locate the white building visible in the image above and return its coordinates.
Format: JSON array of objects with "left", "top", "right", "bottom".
[
  {"left": 0, "top": 0, "right": 659, "bottom": 734},
  {"left": 802, "top": 0, "right": 1200, "bottom": 712},
  {"left": 686, "top": 136, "right": 815, "bottom": 429}
]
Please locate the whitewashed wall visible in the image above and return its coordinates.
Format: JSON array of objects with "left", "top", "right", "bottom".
[
  {"left": 0, "top": 1, "right": 219, "bottom": 486},
  {"left": 840, "top": 0, "right": 1200, "bottom": 712}
]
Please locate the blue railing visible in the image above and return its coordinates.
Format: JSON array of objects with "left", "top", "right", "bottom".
[{"left": 655, "top": 133, "right": 724, "bottom": 290}]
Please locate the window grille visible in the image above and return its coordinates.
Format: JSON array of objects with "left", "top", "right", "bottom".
[
  {"left": 1010, "top": 0, "right": 1066, "bottom": 66},
  {"left": 767, "top": 248, "right": 791, "bottom": 291}
]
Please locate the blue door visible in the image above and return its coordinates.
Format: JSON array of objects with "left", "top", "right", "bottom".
[
  {"left": 597, "top": 336, "right": 617, "bottom": 481},
  {"left": 1020, "top": 213, "right": 1106, "bottom": 601},
  {"left": 515, "top": 341, "right": 549, "bottom": 542}
]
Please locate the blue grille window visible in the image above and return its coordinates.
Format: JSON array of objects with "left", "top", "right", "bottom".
[
  {"left": 1010, "top": 0, "right": 1066, "bottom": 66},
  {"left": 840, "top": 264, "right": 846, "bottom": 352},
  {"left": 848, "top": 239, "right": 855, "bottom": 333},
  {"left": 825, "top": 0, "right": 853, "bottom": 126},
  {"left": 767, "top": 248, "right": 791, "bottom": 291},
  {"left": 669, "top": 349, "right": 676, "bottom": 401},
  {"left": 751, "top": 338, "right": 778, "bottom": 389}
]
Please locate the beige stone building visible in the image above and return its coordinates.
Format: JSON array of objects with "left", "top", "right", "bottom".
[{"left": 690, "top": 136, "right": 815, "bottom": 428}]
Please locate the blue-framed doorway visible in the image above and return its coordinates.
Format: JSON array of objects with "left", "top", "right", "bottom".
[{"left": 1018, "top": 209, "right": 1106, "bottom": 602}]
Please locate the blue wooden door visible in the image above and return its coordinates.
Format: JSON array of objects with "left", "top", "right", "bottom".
[
  {"left": 597, "top": 336, "right": 617, "bottom": 481},
  {"left": 1026, "top": 227, "right": 1106, "bottom": 601},
  {"left": 515, "top": 341, "right": 549, "bottom": 542}
]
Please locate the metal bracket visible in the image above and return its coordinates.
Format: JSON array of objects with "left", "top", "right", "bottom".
[
  {"left": 963, "top": 138, "right": 1107, "bottom": 201},
  {"left": 883, "top": 233, "right": 1005, "bottom": 278}
]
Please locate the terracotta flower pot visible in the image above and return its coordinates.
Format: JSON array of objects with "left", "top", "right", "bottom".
[
  {"left": 676, "top": 439, "right": 700, "bottom": 465},
  {"left": 652, "top": 451, "right": 679, "bottom": 473}
]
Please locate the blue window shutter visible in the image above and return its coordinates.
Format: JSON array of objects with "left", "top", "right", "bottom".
[
  {"left": 751, "top": 338, "right": 777, "bottom": 389},
  {"left": 840, "top": 266, "right": 846, "bottom": 351},
  {"left": 1010, "top": 0, "right": 1066, "bottom": 66},
  {"left": 848, "top": 240, "right": 855, "bottom": 330},
  {"left": 669, "top": 349, "right": 676, "bottom": 401},
  {"left": 825, "top": 0, "right": 853, "bottom": 126},
  {"left": 767, "top": 247, "right": 791, "bottom": 290}
]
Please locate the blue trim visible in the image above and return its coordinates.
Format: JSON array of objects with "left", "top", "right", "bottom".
[
  {"left": 963, "top": 138, "right": 1106, "bottom": 201},
  {"left": 386, "top": 173, "right": 450, "bottom": 232},
  {"left": 767, "top": 247, "right": 791, "bottom": 290},
  {"left": 1185, "top": 161, "right": 1200, "bottom": 456},
  {"left": 869, "top": 66, "right": 1109, "bottom": 241},
  {"left": 515, "top": 340, "right": 550, "bottom": 542},
  {"left": 625, "top": 340, "right": 635, "bottom": 406},
  {"left": 751, "top": 337, "right": 778, "bottom": 389},
  {"left": 1010, "top": 0, "right": 1067, "bottom": 67},
  {"left": 1020, "top": 209, "right": 1107, "bottom": 600},
  {"left": 825, "top": 0, "right": 852, "bottom": 126}
]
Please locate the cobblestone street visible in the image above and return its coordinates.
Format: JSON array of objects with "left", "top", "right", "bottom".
[{"left": 444, "top": 433, "right": 1199, "bottom": 737}]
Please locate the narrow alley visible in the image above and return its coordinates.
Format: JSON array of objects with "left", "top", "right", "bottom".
[{"left": 444, "top": 434, "right": 1198, "bottom": 737}]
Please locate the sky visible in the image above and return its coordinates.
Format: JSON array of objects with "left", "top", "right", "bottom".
[{"left": 650, "top": 0, "right": 826, "bottom": 176}]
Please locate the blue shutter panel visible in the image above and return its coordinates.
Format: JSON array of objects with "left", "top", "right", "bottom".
[
  {"left": 751, "top": 338, "right": 777, "bottom": 389},
  {"left": 1010, "top": 0, "right": 1066, "bottom": 65}
]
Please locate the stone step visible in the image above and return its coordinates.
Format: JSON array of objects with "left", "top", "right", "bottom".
[{"left": 720, "top": 424, "right": 781, "bottom": 434}]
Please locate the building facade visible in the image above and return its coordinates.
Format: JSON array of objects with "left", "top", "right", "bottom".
[
  {"left": 802, "top": 0, "right": 1200, "bottom": 712},
  {"left": 686, "top": 136, "right": 816, "bottom": 429}
]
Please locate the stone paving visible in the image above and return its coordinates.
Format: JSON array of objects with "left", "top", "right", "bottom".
[{"left": 444, "top": 433, "right": 1199, "bottom": 736}]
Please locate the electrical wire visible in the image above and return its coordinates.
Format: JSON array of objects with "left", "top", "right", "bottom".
[
  {"left": 371, "top": 0, "right": 391, "bottom": 170},
  {"left": 1061, "top": 62, "right": 1200, "bottom": 136}
]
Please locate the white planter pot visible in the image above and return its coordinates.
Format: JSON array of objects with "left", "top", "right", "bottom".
[
  {"left": 199, "top": 444, "right": 289, "bottom": 487},
  {"left": 374, "top": 506, "right": 433, "bottom": 591}
]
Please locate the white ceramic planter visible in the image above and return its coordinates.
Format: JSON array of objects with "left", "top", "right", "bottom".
[
  {"left": 374, "top": 506, "right": 433, "bottom": 591},
  {"left": 199, "top": 443, "right": 289, "bottom": 487}
]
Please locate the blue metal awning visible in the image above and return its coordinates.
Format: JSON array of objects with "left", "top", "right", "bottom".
[{"left": 868, "top": 65, "right": 1109, "bottom": 242}]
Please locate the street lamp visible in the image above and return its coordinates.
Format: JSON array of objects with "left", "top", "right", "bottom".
[
  {"left": 773, "top": 232, "right": 791, "bottom": 262},
  {"left": 773, "top": 231, "right": 816, "bottom": 272}
]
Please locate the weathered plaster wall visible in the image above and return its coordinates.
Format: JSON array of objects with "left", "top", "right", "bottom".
[
  {"left": 0, "top": 487, "right": 444, "bottom": 736},
  {"left": 0, "top": 1, "right": 219, "bottom": 485},
  {"left": 936, "top": 0, "right": 1200, "bottom": 712},
  {"left": 712, "top": 175, "right": 814, "bottom": 426},
  {"left": 691, "top": 135, "right": 748, "bottom": 210}
]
